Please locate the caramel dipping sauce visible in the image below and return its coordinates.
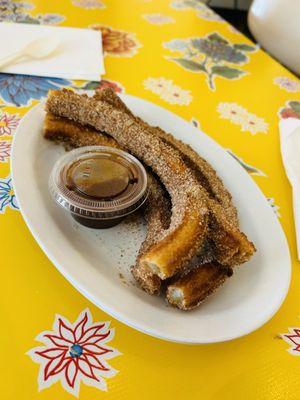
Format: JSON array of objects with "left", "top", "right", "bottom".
[{"left": 49, "top": 146, "right": 148, "bottom": 228}]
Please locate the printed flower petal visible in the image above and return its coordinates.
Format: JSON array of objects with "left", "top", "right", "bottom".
[
  {"left": 82, "top": 332, "right": 110, "bottom": 345},
  {"left": 92, "top": 25, "right": 140, "bottom": 57},
  {"left": 274, "top": 77, "right": 300, "bottom": 93},
  {"left": 35, "top": 348, "right": 66, "bottom": 360},
  {"left": 281, "top": 328, "right": 300, "bottom": 355},
  {"left": 82, "top": 343, "right": 112, "bottom": 355},
  {"left": 72, "top": 0, "right": 105, "bottom": 9},
  {"left": 286, "top": 335, "right": 300, "bottom": 349},
  {"left": 217, "top": 102, "right": 268, "bottom": 134},
  {"left": 44, "top": 353, "right": 68, "bottom": 380},
  {"left": 0, "top": 112, "right": 20, "bottom": 136},
  {"left": 74, "top": 312, "right": 88, "bottom": 342},
  {"left": 163, "top": 38, "right": 189, "bottom": 52},
  {"left": 0, "top": 140, "right": 11, "bottom": 162},
  {"left": 84, "top": 353, "right": 110, "bottom": 371},
  {"left": 0, "top": 195, "right": 10, "bottom": 211},
  {"left": 44, "top": 334, "right": 71, "bottom": 347},
  {"left": 10, "top": 195, "right": 18, "bottom": 210},
  {"left": 58, "top": 318, "right": 75, "bottom": 342},
  {"left": 65, "top": 360, "right": 78, "bottom": 388},
  {"left": 36, "top": 13, "right": 65, "bottom": 25},
  {"left": 143, "top": 77, "right": 192, "bottom": 105},
  {"left": 0, "top": 180, "right": 11, "bottom": 190},
  {"left": 78, "top": 355, "right": 100, "bottom": 379},
  {"left": 51, "top": 357, "right": 72, "bottom": 375},
  {"left": 143, "top": 13, "right": 175, "bottom": 25},
  {"left": 78, "top": 323, "right": 105, "bottom": 343},
  {"left": 171, "top": 0, "right": 224, "bottom": 21}
]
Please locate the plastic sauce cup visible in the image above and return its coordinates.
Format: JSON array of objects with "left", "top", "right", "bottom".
[{"left": 49, "top": 146, "right": 149, "bottom": 228}]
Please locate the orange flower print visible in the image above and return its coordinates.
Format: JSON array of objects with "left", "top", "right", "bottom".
[{"left": 92, "top": 25, "right": 140, "bottom": 57}]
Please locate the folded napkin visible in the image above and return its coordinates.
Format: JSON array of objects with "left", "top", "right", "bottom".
[
  {"left": 0, "top": 22, "right": 104, "bottom": 81},
  {"left": 280, "top": 118, "right": 300, "bottom": 259}
]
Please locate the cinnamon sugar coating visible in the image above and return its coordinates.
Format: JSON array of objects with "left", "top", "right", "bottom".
[
  {"left": 132, "top": 175, "right": 171, "bottom": 294},
  {"left": 94, "top": 88, "right": 255, "bottom": 267},
  {"left": 166, "top": 263, "right": 232, "bottom": 310},
  {"left": 44, "top": 112, "right": 119, "bottom": 148}
]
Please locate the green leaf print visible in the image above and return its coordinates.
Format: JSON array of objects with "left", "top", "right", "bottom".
[
  {"left": 207, "top": 33, "right": 228, "bottom": 44},
  {"left": 18, "top": 15, "right": 40, "bottom": 24},
  {"left": 82, "top": 81, "right": 100, "bottom": 90},
  {"left": 212, "top": 65, "right": 244, "bottom": 79},
  {"left": 170, "top": 58, "right": 206, "bottom": 72},
  {"left": 164, "top": 32, "right": 254, "bottom": 90},
  {"left": 233, "top": 44, "right": 256, "bottom": 52},
  {"left": 227, "top": 149, "right": 266, "bottom": 177},
  {"left": 290, "top": 101, "right": 300, "bottom": 114}
]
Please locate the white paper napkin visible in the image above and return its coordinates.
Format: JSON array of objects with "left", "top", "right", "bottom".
[
  {"left": 0, "top": 22, "right": 104, "bottom": 81},
  {"left": 279, "top": 118, "right": 300, "bottom": 259}
]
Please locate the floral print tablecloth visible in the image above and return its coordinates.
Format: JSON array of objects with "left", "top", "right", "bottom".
[{"left": 1, "top": 1, "right": 300, "bottom": 399}]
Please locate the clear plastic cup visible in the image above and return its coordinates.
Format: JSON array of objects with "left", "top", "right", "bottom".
[{"left": 49, "top": 146, "right": 149, "bottom": 228}]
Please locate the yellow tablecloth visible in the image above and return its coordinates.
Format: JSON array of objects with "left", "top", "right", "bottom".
[{"left": 1, "top": 1, "right": 300, "bottom": 398}]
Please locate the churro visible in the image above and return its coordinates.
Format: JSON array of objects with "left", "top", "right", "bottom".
[
  {"left": 166, "top": 263, "right": 232, "bottom": 310},
  {"left": 132, "top": 175, "right": 171, "bottom": 294},
  {"left": 94, "top": 88, "right": 255, "bottom": 266},
  {"left": 46, "top": 89, "right": 209, "bottom": 279},
  {"left": 156, "top": 133, "right": 255, "bottom": 266},
  {"left": 44, "top": 112, "right": 119, "bottom": 148}
]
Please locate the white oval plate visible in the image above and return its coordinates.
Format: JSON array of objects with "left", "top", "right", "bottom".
[{"left": 11, "top": 94, "right": 291, "bottom": 344}]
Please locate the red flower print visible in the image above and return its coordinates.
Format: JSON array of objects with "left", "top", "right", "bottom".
[
  {"left": 82, "top": 79, "right": 124, "bottom": 93},
  {"left": 0, "top": 112, "right": 20, "bottom": 136},
  {"left": 280, "top": 108, "right": 300, "bottom": 120},
  {"left": 0, "top": 140, "right": 11, "bottom": 162},
  {"left": 27, "top": 309, "right": 120, "bottom": 397},
  {"left": 279, "top": 101, "right": 300, "bottom": 120},
  {"left": 97, "top": 79, "right": 123, "bottom": 93},
  {"left": 282, "top": 327, "right": 300, "bottom": 356}
]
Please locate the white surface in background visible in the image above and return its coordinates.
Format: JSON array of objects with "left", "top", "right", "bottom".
[
  {"left": 0, "top": 23, "right": 104, "bottom": 81},
  {"left": 248, "top": 0, "right": 300, "bottom": 75},
  {"left": 280, "top": 118, "right": 300, "bottom": 260}
]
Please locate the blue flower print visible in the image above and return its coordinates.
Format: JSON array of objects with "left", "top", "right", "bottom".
[
  {"left": 0, "top": 74, "right": 71, "bottom": 106},
  {"left": 0, "top": 175, "right": 18, "bottom": 213}
]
